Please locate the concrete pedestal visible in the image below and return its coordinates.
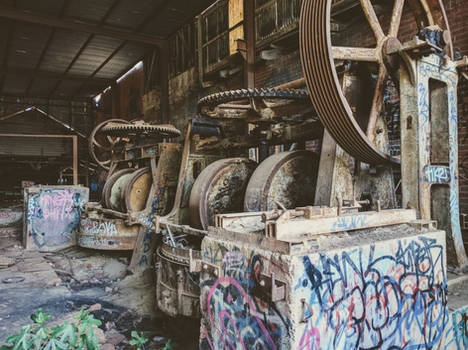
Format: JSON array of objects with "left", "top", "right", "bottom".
[
  {"left": 199, "top": 224, "right": 462, "bottom": 349},
  {"left": 23, "top": 185, "right": 89, "bottom": 251}
]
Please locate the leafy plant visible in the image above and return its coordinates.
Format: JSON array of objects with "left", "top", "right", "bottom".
[
  {"left": 129, "top": 331, "right": 148, "bottom": 350},
  {"left": 162, "top": 339, "right": 176, "bottom": 350},
  {"left": 0, "top": 308, "right": 102, "bottom": 350}
]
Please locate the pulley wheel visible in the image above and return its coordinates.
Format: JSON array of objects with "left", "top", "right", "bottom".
[
  {"left": 244, "top": 151, "right": 319, "bottom": 212},
  {"left": 89, "top": 119, "right": 130, "bottom": 170},
  {"left": 121, "top": 167, "right": 152, "bottom": 213},
  {"left": 299, "top": 0, "right": 452, "bottom": 164},
  {"left": 189, "top": 158, "right": 256, "bottom": 230},
  {"left": 102, "top": 168, "right": 134, "bottom": 209}
]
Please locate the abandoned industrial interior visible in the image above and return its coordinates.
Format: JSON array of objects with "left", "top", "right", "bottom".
[{"left": 0, "top": 0, "right": 468, "bottom": 349}]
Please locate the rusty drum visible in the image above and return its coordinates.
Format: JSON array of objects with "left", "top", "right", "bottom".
[{"left": 156, "top": 235, "right": 201, "bottom": 318}]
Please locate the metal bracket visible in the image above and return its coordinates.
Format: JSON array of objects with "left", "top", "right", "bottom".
[
  {"left": 300, "top": 298, "right": 314, "bottom": 323},
  {"left": 258, "top": 272, "right": 286, "bottom": 302},
  {"left": 189, "top": 249, "right": 222, "bottom": 277}
]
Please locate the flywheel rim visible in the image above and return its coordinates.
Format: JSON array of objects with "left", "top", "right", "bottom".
[{"left": 299, "top": 0, "right": 453, "bottom": 165}]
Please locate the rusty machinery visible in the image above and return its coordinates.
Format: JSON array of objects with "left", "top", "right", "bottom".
[
  {"left": 77, "top": 120, "right": 182, "bottom": 251},
  {"left": 156, "top": 0, "right": 468, "bottom": 333},
  {"left": 194, "top": 1, "right": 468, "bottom": 348},
  {"left": 154, "top": 88, "right": 322, "bottom": 317}
]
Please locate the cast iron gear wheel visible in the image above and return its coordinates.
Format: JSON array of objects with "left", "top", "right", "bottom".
[
  {"left": 101, "top": 122, "right": 181, "bottom": 138},
  {"left": 198, "top": 88, "right": 309, "bottom": 110}
]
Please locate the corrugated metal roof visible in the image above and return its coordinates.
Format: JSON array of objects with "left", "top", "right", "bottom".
[{"left": 0, "top": 0, "right": 218, "bottom": 101}]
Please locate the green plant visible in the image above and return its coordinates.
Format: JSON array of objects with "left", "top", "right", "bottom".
[
  {"left": 162, "top": 339, "right": 176, "bottom": 350},
  {"left": 0, "top": 308, "right": 102, "bottom": 350},
  {"left": 129, "top": 331, "right": 148, "bottom": 350}
]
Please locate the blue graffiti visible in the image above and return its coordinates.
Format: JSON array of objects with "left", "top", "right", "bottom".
[
  {"left": 331, "top": 215, "right": 368, "bottom": 232},
  {"left": 452, "top": 306, "right": 468, "bottom": 350},
  {"left": 295, "top": 236, "right": 448, "bottom": 350},
  {"left": 418, "top": 82, "right": 429, "bottom": 126},
  {"left": 422, "top": 165, "right": 451, "bottom": 184},
  {"left": 138, "top": 184, "right": 166, "bottom": 266},
  {"left": 418, "top": 62, "right": 456, "bottom": 85}
]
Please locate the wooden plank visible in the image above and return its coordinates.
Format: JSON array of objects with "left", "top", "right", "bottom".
[{"left": 229, "top": 0, "right": 244, "bottom": 55}]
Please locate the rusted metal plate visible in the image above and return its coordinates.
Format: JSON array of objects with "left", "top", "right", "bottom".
[
  {"left": 78, "top": 217, "right": 139, "bottom": 250},
  {"left": 122, "top": 167, "right": 152, "bottom": 213},
  {"left": 102, "top": 168, "right": 134, "bottom": 210},
  {"left": 189, "top": 158, "right": 255, "bottom": 230},
  {"left": 23, "top": 186, "right": 89, "bottom": 251},
  {"left": 244, "top": 151, "right": 319, "bottom": 212},
  {"left": 109, "top": 172, "right": 134, "bottom": 212}
]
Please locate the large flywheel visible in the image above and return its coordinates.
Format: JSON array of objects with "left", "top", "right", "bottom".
[{"left": 299, "top": 0, "right": 452, "bottom": 164}]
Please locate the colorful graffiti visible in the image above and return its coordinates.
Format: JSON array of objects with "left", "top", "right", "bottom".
[
  {"left": 200, "top": 247, "right": 291, "bottom": 350},
  {"left": 27, "top": 188, "right": 88, "bottom": 248},
  {"left": 200, "top": 232, "right": 452, "bottom": 350},
  {"left": 81, "top": 219, "right": 118, "bottom": 236},
  {"left": 295, "top": 236, "right": 448, "bottom": 350},
  {"left": 137, "top": 184, "right": 166, "bottom": 267},
  {"left": 452, "top": 306, "right": 468, "bottom": 350},
  {"left": 422, "top": 165, "right": 451, "bottom": 184}
]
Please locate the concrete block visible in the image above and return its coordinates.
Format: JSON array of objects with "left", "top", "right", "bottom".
[
  {"left": 23, "top": 185, "right": 89, "bottom": 251},
  {"left": 199, "top": 224, "right": 455, "bottom": 349}
]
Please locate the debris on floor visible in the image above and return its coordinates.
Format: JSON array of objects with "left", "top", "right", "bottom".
[{"left": 0, "top": 239, "right": 200, "bottom": 349}]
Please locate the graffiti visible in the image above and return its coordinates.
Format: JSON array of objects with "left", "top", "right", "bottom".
[
  {"left": 201, "top": 246, "right": 291, "bottom": 350},
  {"left": 27, "top": 188, "right": 88, "bottom": 248},
  {"left": 331, "top": 215, "right": 368, "bottom": 232},
  {"left": 422, "top": 165, "right": 451, "bottom": 184},
  {"left": 418, "top": 82, "right": 430, "bottom": 125},
  {"left": 0, "top": 211, "right": 20, "bottom": 219},
  {"left": 418, "top": 61, "right": 456, "bottom": 85},
  {"left": 138, "top": 184, "right": 165, "bottom": 267},
  {"left": 77, "top": 236, "right": 121, "bottom": 249},
  {"left": 452, "top": 307, "right": 468, "bottom": 350},
  {"left": 295, "top": 236, "right": 448, "bottom": 350},
  {"left": 81, "top": 219, "right": 118, "bottom": 236}
]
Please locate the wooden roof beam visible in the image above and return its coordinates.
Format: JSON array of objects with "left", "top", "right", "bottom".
[{"left": 0, "top": 5, "right": 165, "bottom": 46}]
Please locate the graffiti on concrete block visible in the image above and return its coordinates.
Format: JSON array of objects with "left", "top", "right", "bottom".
[
  {"left": 200, "top": 247, "right": 290, "bottom": 349},
  {"left": 27, "top": 188, "right": 87, "bottom": 248},
  {"left": 295, "top": 236, "right": 448, "bottom": 350},
  {"left": 452, "top": 306, "right": 468, "bottom": 350}
]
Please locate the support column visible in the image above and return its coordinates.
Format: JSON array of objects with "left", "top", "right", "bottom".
[
  {"left": 244, "top": 0, "right": 255, "bottom": 88},
  {"left": 400, "top": 54, "right": 468, "bottom": 268},
  {"left": 159, "top": 41, "right": 170, "bottom": 123}
]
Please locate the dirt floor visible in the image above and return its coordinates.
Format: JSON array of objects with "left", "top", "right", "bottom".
[{"left": 0, "top": 237, "right": 200, "bottom": 349}]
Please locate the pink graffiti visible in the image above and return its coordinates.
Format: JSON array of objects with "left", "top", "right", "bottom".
[
  {"left": 0, "top": 211, "right": 18, "bottom": 219},
  {"left": 37, "top": 190, "right": 75, "bottom": 220},
  {"left": 299, "top": 327, "right": 321, "bottom": 350},
  {"left": 206, "top": 276, "right": 277, "bottom": 350}
]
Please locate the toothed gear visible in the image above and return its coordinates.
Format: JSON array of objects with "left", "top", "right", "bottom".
[
  {"left": 101, "top": 123, "right": 181, "bottom": 138},
  {"left": 198, "top": 88, "right": 309, "bottom": 111}
]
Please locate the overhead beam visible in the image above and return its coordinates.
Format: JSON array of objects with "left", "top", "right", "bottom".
[
  {"left": 0, "top": 6, "right": 165, "bottom": 46},
  {"left": 25, "top": 0, "right": 72, "bottom": 95},
  {"left": 0, "top": 67, "right": 114, "bottom": 84}
]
